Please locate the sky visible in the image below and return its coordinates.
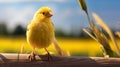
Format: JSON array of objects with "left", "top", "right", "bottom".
[{"left": 0, "top": 0, "right": 120, "bottom": 34}]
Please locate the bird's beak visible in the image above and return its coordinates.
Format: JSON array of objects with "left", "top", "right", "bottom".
[{"left": 46, "top": 12, "right": 53, "bottom": 17}]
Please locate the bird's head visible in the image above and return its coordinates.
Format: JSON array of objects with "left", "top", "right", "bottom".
[{"left": 34, "top": 7, "right": 53, "bottom": 21}]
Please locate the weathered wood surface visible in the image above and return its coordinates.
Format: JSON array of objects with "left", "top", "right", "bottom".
[{"left": 0, "top": 53, "right": 120, "bottom": 67}]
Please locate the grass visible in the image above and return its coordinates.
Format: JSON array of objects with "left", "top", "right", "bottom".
[
  {"left": 0, "top": 36, "right": 120, "bottom": 57},
  {"left": 78, "top": 0, "right": 120, "bottom": 57}
]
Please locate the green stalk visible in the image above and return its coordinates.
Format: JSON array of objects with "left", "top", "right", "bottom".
[{"left": 78, "top": 0, "right": 94, "bottom": 26}]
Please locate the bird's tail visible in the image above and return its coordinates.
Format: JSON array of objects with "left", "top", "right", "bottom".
[{"left": 53, "top": 38, "right": 70, "bottom": 56}]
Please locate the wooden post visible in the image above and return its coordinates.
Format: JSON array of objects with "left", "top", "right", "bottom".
[{"left": 0, "top": 53, "right": 120, "bottom": 67}]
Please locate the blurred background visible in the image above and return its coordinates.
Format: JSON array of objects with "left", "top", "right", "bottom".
[{"left": 0, "top": 0, "right": 120, "bottom": 56}]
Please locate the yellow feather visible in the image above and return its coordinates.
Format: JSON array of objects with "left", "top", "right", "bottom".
[
  {"left": 26, "top": 7, "right": 54, "bottom": 49},
  {"left": 26, "top": 7, "right": 69, "bottom": 57}
]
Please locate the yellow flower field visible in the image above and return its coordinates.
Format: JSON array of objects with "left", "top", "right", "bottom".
[{"left": 0, "top": 36, "right": 120, "bottom": 57}]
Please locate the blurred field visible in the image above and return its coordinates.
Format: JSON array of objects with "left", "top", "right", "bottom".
[{"left": 0, "top": 36, "right": 120, "bottom": 57}]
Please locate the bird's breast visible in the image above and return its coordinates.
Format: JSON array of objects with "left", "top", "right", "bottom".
[{"left": 27, "top": 22, "right": 54, "bottom": 49}]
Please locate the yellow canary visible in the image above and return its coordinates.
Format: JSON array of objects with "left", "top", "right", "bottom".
[{"left": 26, "top": 7, "right": 54, "bottom": 61}]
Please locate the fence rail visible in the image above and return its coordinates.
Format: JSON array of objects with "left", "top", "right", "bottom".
[{"left": 0, "top": 53, "right": 120, "bottom": 67}]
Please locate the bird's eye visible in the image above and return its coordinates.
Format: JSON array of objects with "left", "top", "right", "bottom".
[{"left": 42, "top": 12, "right": 45, "bottom": 15}]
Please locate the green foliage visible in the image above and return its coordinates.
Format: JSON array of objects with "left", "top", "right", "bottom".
[
  {"left": 12, "top": 25, "right": 26, "bottom": 36},
  {"left": 0, "top": 22, "right": 8, "bottom": 35}
]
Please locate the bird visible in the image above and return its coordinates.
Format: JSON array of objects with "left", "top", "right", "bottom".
[{"left": 26, "top": 7, "right": 55, "bottom": 61}]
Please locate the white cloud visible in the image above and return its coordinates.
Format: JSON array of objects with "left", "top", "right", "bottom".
[
  {"left": 0, "top": 4, "right": 59, "bottom": 31},
  {"left": 0, "top": 3, "right": 85, "bottom": 34},
  {"left": 54, "top": 8, "right": 84, "bottom": 24},
  {"left": 0, "top": 0, "right": 67, "bottom": 3},
  {"left": 53, "top": 8, "right": 85, "bottom": 34},
  {"left": 0, "top": 6, "right": 36, "bottom": 30}
]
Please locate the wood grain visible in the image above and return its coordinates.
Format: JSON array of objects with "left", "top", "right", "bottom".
[{"left": 0, "top": 53, "right": 120, "bottom": 67}]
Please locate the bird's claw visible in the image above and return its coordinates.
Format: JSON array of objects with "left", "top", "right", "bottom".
[
  {"left": 45, "top": 53, "right": 52, "bottom": 61},
  {"left": 28, "top": 53, "right": 36, "bottom": 61}
]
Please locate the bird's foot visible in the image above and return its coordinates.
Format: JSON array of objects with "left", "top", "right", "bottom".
[
  {"left": 45, "top": 52, "right": 53, "bottom": 61},
  {"left": 28, "top": 52, "right": 36, "bottom": 61},
  {"left": 44, "top": 48, "right": 53, "bottom": 61}
]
